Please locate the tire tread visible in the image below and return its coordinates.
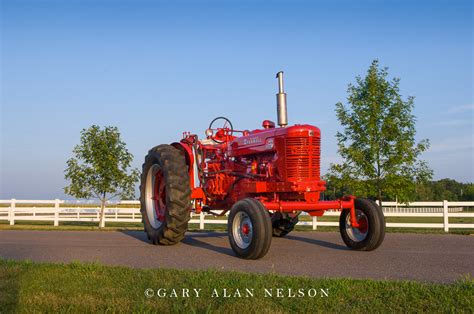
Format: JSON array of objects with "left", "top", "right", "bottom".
[{"left": 139, "top": 144, "right": 191, "bottom": 246}]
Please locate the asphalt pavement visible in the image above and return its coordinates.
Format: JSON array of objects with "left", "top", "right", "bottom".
[{"left": 0, "top": 230, "right": 472, "bottom": 283}]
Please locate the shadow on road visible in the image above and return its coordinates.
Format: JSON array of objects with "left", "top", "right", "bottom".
[
  {"left": 120, "top": 230, "right": 235, "bottom": 256},
  {"left": 121, "top": 230, "right": 348, "bottom": 253},
  {"left": 285, "top": 234, "right": 349, "bottom": 251},
  {"left": 182, "top": 236, "right": 235, "bottom": 257},
  {"left": 120, "top": 230, "right": 149, "bottom": 243}
]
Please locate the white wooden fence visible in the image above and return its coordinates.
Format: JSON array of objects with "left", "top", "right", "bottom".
[{"left": 0, "top": 199, "right": 473, "bottom": 232}]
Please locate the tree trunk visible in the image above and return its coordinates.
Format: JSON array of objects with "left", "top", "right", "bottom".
[
  {"left": 376, "top": 153, "right": 382, "bottom": 208},
  {"left": 377, "top": 183, "right": 382, "bottom": 208},
  {"left": 99, "top": 199, "right": 106, "bottom": 228}
]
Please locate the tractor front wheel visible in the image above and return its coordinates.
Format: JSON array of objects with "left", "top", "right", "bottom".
[
  {"left": 140, "top": 144, "right": 191, "bottom": 245},
  {"left": 339, "top": 198, "right": 385, "bottom": 251},
  {"left": 228, "top": 198, "right": 272, "bottom": 259}
]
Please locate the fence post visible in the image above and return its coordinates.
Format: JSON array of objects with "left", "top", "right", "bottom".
[
  {"left": 199, "top": 212, "right": 205, "bottom": 230},
  {"left": 443, "top": 200, "right": 449, "bottom": 232},
  {"left": 101, "top": 207, "right": 106, "bottom": 228},
  {"left": 312, "top": 216, "right": 317, "bottom": 230},
  {"left": 9, "top": 199, "right": 15, "bottom": 226},
  {"left": 54, "top": 199, "right": 60, "bottom": 227}
]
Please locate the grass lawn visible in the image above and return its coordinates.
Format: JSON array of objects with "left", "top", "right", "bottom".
[{"left": 0, "top": 259, "right": 472, "bottom": 313}]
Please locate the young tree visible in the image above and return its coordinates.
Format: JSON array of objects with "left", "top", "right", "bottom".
[
  {"left": 64, "top": 125, "right": 140, "bottom": 228},
  {"left": 327, "top": 60, "right": 432, "bottom": 205}
]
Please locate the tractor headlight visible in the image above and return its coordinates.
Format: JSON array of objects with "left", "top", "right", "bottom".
[{"left": 205, "top": 129, "right": 214, "bottom": 137}]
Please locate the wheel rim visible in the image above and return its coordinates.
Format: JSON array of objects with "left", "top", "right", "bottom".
[
  {"left": 145, "top": 164, "right": 166, "bottom": 229},
  {"left": 232, "top": 211, "right": 253, "bottom": 249},
  {"left": 345, "top": 209, "right": 369, "bottom": 242}
]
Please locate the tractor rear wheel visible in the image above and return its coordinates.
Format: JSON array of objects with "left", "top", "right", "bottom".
[
  {"left": 140, "top": 144, "right": 191, "bottom": 245},
  {"left": 271, "top": 212, "right": 299, "bottom": 237},
  {"left": 228, "top": 198, "right": 272, "bottom": 259},
  {"left": 339, "top": 198, "right": 385, "bottom": 251}
]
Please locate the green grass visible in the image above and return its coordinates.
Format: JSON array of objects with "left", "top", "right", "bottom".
[{"left": 0, "top": 259, "right": 472, "bottom": 313}]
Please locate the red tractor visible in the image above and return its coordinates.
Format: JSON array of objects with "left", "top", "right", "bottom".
[{"left": 139, "top": 72, "right": 385, "bottom": 259}]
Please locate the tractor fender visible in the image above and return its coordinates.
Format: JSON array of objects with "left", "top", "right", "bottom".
[{"left": 171, "top": 142, "right": 199, "bottom": 189}]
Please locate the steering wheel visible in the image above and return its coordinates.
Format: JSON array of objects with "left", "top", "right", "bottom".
[{"left": 208, "top": 116, "right": 234, "bottom": 143}]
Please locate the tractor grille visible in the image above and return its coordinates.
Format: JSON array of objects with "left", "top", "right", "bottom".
[{"left": 285, "top": 136, "right": 321, "bottom": 180}]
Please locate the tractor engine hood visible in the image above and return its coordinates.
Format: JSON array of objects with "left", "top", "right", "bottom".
[{"left": 228, "top": 124, "right": 320, "bottom": 157}]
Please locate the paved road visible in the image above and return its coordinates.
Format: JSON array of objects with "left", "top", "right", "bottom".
[{"left": 0, "top": 230, "right": 472, "bottom": 283}]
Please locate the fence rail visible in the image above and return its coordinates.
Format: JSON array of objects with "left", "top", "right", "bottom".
[{"left": 0, "top": 199, "right": 473, "bottom": 232}]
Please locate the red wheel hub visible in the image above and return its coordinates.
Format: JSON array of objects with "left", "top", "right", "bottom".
[
  {"left": 357, "top": 216, "right": 368, "bottom": 234},
  {"left": 241, "top": 223, "right": 250, "bottom": 235},
  {"left": 151, "top": 169, "right": 166, "bottom": 222}
]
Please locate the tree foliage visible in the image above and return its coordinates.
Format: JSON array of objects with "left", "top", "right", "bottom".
[
  {"left": 64, "top": 125, "right": 140, "bottom": 227},
  {"left": 324, "top": 178, "right": 474, "bottom": 202},
  {"left": 326, "top": 60, "right": 432, "bottom": 203},
  {"left": 414, "top": 179, "right": 474, "bottom": 201}
]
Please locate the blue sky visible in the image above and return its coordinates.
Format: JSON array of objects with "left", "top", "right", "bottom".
[{"left": 1, "top": 0, "right": 472, "bottom": 199}]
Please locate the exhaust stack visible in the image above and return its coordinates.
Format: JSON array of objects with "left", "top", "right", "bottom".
[{"left": 276, "top": 71, "right": 288, "bottom": 127}]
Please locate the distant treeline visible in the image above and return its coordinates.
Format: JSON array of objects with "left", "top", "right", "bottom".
[{"left": 323, "top": 178, "right": 474, "bottom": 202}]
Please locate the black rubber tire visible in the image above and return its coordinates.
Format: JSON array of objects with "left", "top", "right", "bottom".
[
  {"left": 271, "top": 212, "right": 299, "bottom": 237},
  {"left": 139, "top": 144, "right": 191, "bottom": 245},
  {"left": 339, "top": 198, "right": 385, "bottom": 251},
  {"left": 228, "top": 198, "right": 272, "bottom": 259}
]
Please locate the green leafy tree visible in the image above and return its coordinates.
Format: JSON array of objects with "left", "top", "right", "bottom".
[
  {"left": 417, "top": 179, "right": 474, "bottom": 201},
  {"left": 327, "top": 60, "right": 432, "bottom": 205},
  {"left": 461, "top": 183, "right": 474, "bottom": 201},
  {"left": 64, "top": 125, "right": 140, "bottom": 228}
]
